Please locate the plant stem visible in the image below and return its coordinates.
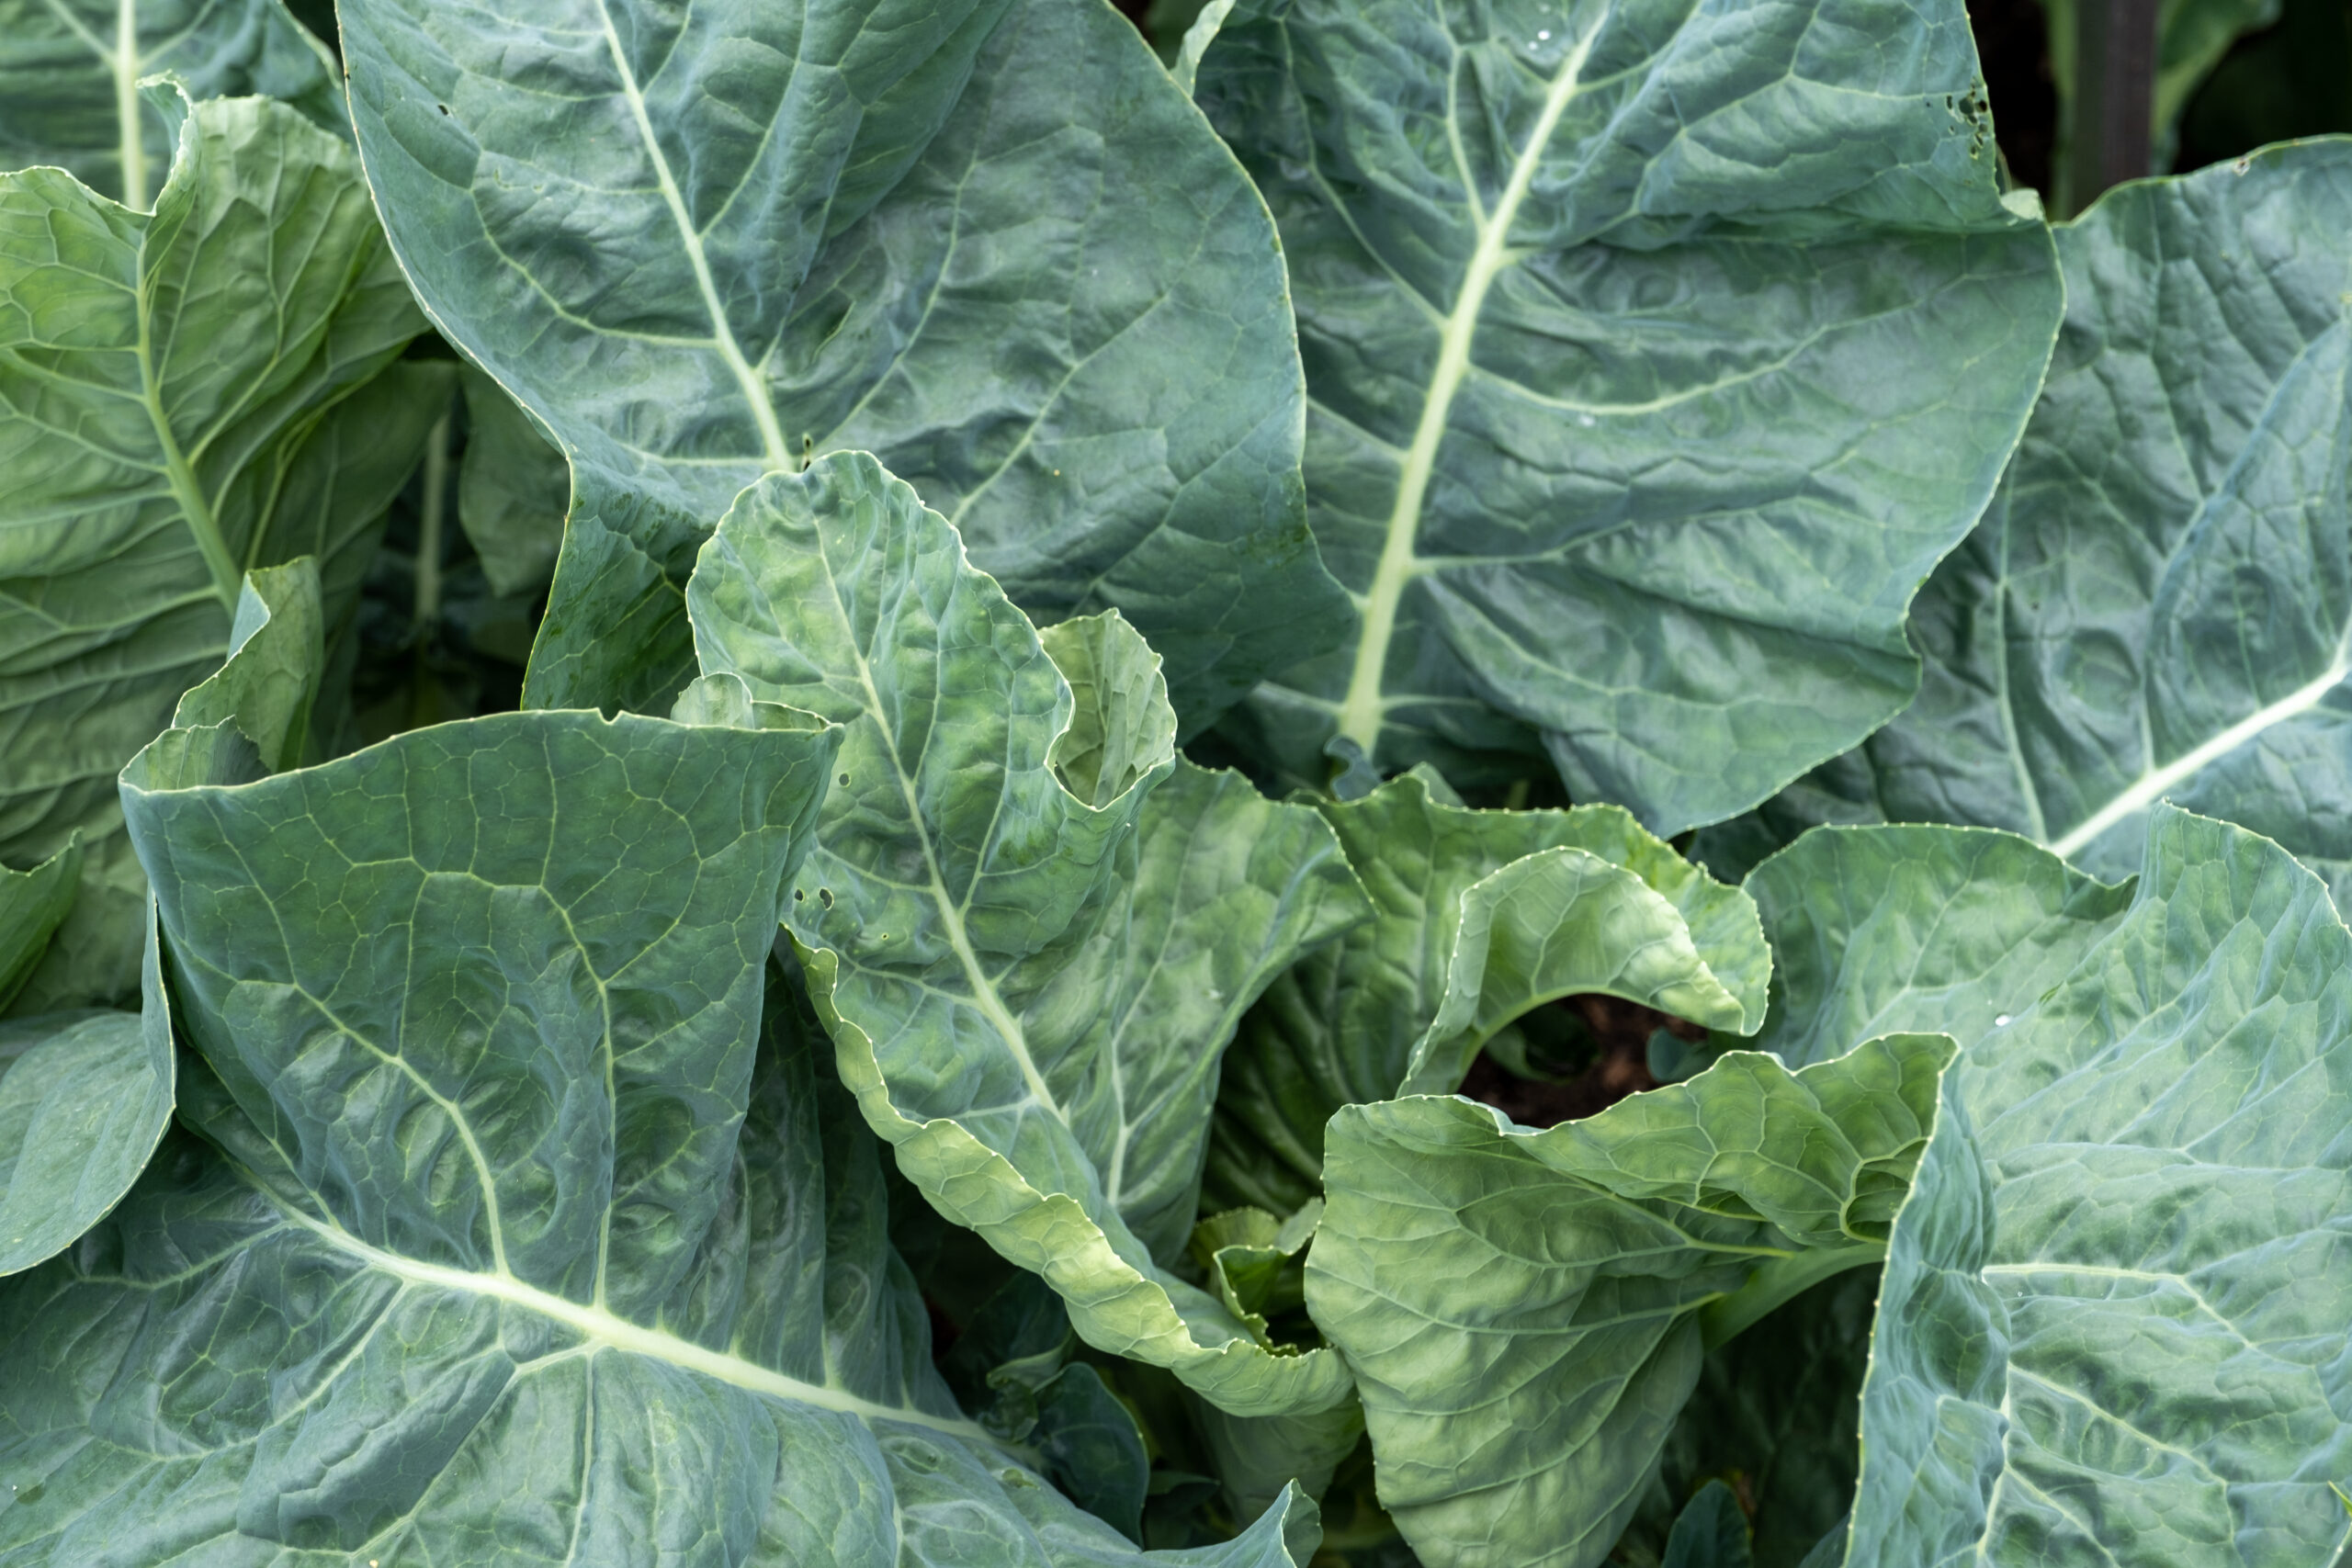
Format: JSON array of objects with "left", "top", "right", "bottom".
[
  {"left": 413, "top": 412, "right": 450, "bottom": 638},
  {"left": 2062, "top": 0, "right": 2158, "bottom": 215}
]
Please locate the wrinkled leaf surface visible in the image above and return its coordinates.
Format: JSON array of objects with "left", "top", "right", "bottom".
[
  {"left": 1196, "top": 0, "right": 2063, "bottom": 829},
  {"left": 341, "top": 0, "right": 1350, "bottom": 724}
]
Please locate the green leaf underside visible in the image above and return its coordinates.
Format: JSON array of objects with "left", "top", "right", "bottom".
[
  {"left": 1740, "top": 812, "right": 2352, "bottom": 1566},
  {"left": 1307, "top": 1032, "right": 1951, "bottom": 1568},
  {"left": 0, "top": 89, "right": 435, "bottom": 1011},
  {"left": 687, "top": 452, "right": 1363, "bottom": 1418},
  {"left": 1196, "top": 0, "right": 2063, "bottom": 832},
  {"left": 0, "top": 706, "right": 1311, "bottom": 1565},
  {"left": 1205, "top": 769, "right": 1768, "bottom": 1215},
  {"left": 1706, "top": 141, "right": 2352, "bottom": 897},
  {"left": 0, "top": 0, "right": 340, "bottom": 209},
  {"left": 340, "top": 0, "right": 1350, "bottom": 726}
]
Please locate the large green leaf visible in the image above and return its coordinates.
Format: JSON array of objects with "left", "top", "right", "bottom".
[
  {"left": 0, "top": 703, "right": 1316, "bottom": 1563},
  {"left": 339, "top": 0, "right": 1351, "bottom": 726},
  {"left": 686, "top": 452, "right": 1365, "bottom": 1418},
  {"left": 1742, "top": 825, "right": 2136, "bottom": 1071},
  {"left": 1205, "top": 770, "right": 1768, "bottom": 1214},
  {"left": 0, "top": 87, "right": 437, "bottom": 1011},
  {"left": 1307, "top": 1032, "right": 1953, "bottom": 1568},
  {"left": 1736, "top": 811, "right": 2352, "bottom": 1565},
  {"left": 1703, "top": 141, "right": 2352, "bottom": 897},
  {"left": 1192, "top": 0, "right": 2064, "bottom": 831},
  {"left": 0, "top": 0, "right": 340, "bottom": 209}
]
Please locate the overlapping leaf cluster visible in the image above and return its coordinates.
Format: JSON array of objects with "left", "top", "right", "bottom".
[{"left": 0, "top": 1, "right": 2345, "bottom": 1565}]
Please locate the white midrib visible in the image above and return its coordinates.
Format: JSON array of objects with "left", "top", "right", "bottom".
[
  {"left": 824, "top": 568, "right": 1067, "bottom": 1121},
  {"left": 2049, "top": 639, "right": 2352, "bottom": 858},
  {"left": 135, "top": 273, "right": 243, "bottom": 611},
  {"left": 593, "top": 5, "right": 793, "bottom": 473},
  {"left": 1334, "top": 28, "right": 1599, "bottom": 752},
  {"left": 274, "top": 1201, "right": 994, "bottom": 1443}
]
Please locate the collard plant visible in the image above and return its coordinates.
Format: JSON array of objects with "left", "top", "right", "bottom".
[{"left": 0, "top": 0, "right": 2344, "bottom": 1564}]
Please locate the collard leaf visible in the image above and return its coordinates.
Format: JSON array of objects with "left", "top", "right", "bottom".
[
  {"left": 0, "top": 0, "right": 340, "bottom": 209},
  {"left": 1706, "top": 141, "right": 2352, "bottom": 897},
  {"left": 0, "top": 842, "right": 77, "bottom": 1011},
  {"left": 457, "top": 364, "right": 569, "bottom": 600},
  {"left": 0, "top": 555, "right": 319, "bottom": 1268},
  {"left": 1752, "top": 811, "right": 2352, "bottom": 1567},
  {"left": 0, "top": 898, "right": 173, "bottom": 1277},
  {"left": 1205, "top": 771, "right": 1768, "bottom": 1214},
  {"left": 1307, "top": 1032, "right": 1952, "bottom": 1568},
  {"left": 1742, "top": 825, "right": 2136, "bottom": 1071},
  {"left": 687, "top": 451, "right": 1364, "bottom": 1418},
  {"left": 0, "top": 704, "right": 1313, "bottom": 1563},
  {"left": 340, "top": 0, "right": 1351, "bottom": 725},
  {"left": 0, "top": 88, "right": 435, "bottom": 1011},
  {"left": 1193, "top": 0, "right": 2064, "bottom": 831}
]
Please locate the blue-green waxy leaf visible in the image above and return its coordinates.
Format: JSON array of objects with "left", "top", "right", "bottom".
[
  {"left": 0, "top": 549, "right": 334, "bottom": 1268},
  {"left": 1755, "top": 810, "right": 2352, "bottom": 1568},
  {"left": 1194, "top": 0, "right": 2064, "bottom": 830},
  {"left": 339, "top": 0, "right": 1351, "bottom": 728},
  {"left": 1705, "top": 140, "right": 2352, "bottom": 896},
  {"left": 0, "top": 87, "right": 438, "bottom": 1012},
  {"left": 0, "top": 702, "right": 1317, "bottom": 1563},
  {"left": 1743, "top": 825, "right": 2138, "bottom": 1071},
  {"left": 1307, "top": 1032, "right": 1953, "bottom": 1568},
  {"left": 1205, "top": 770, "right": 1769, "bottom": 1214},
  {"left": 687, "top": 452, "right": 1366, "bottom": 1419},
  {"left": 0, "top": 0, "right": 340, "bottom": 209}
]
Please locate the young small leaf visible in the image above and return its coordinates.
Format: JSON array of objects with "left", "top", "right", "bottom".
[
  {"left": 1308, "top": 1033, "right": 1952, "bottom": 1568},
  {"left": 1206, "top": 770, "right": 1768, "bottom": 1213}
]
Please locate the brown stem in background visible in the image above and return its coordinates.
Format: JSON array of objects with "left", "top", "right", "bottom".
[{"left": 2065, "top": 0, "right": 2159, "bottom": 211}]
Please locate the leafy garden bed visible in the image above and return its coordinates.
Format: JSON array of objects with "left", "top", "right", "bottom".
[{"left": 0, "top": 1, "right": 2346, "bottom": 1565}]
